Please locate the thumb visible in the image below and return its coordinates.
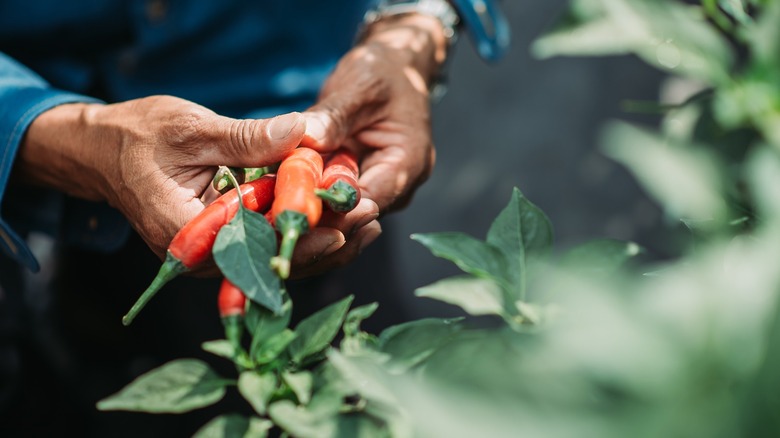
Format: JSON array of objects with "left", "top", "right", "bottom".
[
  {"left": 301, "top": 95, "right": 364, "bottom": 152},
  {"left": 202, "top": 112, "right": 306, "bottom": 167}
]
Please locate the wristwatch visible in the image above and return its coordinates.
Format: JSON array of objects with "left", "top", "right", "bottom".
[{"left": 362, "top": 0, "right": 510, "bottom": 62}]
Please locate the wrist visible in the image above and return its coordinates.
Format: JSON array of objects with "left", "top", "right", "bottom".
[
  {"left": 358, "top": 13, "right": 449, "bottom": 86},
  {"left": 18, "top": 102, "right": 113, "bottom": 202}
]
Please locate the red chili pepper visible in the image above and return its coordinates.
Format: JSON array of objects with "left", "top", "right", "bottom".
[
  {"left": 218, "top": 277, "right": 247, "bottom": 318},
  {"left": 218, "top": 277, "right": 246, "bottom": 352},
  {"left": 269, "top": 147, "right": 323, "bottom": 279},
  {"left": 122, "top": 175, "right": 276, "bottom": 326},
  {"left": 315, "top": 148, "right": 361, "bottom": 213}
]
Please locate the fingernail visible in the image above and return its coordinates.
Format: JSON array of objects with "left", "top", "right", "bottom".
[
  {"left": 321, "top": 240, "right": 343, "bottom": 257},
  {"left": 358, "top": 223, "right": 382, "bottom": 253},
  {"left": 268, "top": 112, "right": 302, "bottom": 140},
  {"left": 305, "top": 114, "right": 327, "bottom": 143},
  {"left": 351, "top": 213, "right": 379, "bottom": 236}
]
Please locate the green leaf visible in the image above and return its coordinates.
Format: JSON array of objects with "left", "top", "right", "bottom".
[
  {"left": 96, "top": 359, "right": 228, "bottom": 413},
  {"left": 415, "top": 276, "right": 504, "bottom": 317},
  {"left": 748, "top": 1, "right": 780, "bottom": 67},
  {"left": 333, "top": 414, "right": 390, "bottom": 438},
  {"left": 748, "top": 146, "right": 780, "bottom": 219},
  {"left": 378, "top": 318, "right": 463, "bottom": 371},
  {"left": 342, "top": 302, "right": 379, "bottom": 338},
  {"left": 249, "top": 299, "right": 292, "bottom": 360},
  {"left": 238, "top": 371, "right": 278, "bottom": 415},
  {"left": 269, "top": 401, "right": 329, "bottom": 438},
  {"left": 270, "top": 385, "right": 389, "bottom": 438},
  {"left": 601, "top": 121, "right": 727, "bottom": 224},
  {"left": 341, "top": 303, "right": 381, "bottom": 356},
  {"left": 282, "top": 371, "right": 314, "bottom": 405},
  {"left": 560, "top": 239, "right": 643, "bottom": 274},
  {"left": 488, "top": 187, "right": 553, "bottom": 260},
  {"left": 514, "top": 301, "right": 543, "bottom": 325},
  {"left": 411, "top": 233, "right": 510, "bottom": 289},
  {"left": 719, "top": 0, "right": 751, "bottom": 25},
  {"left": 326, "top": 351, "right": 397, "bottom": 408},
  {"left": 193, "top": 414, "right": 272, "bottom": 438},
  {"left": 533, "top": 0, "right": 733, "bottom": 84},
  {"left": 202, "top": 340, "right": 236, "bottom": 361},
  {"left": 289, "top": 295, "right": 354, "bottom": 364},
  {"left": 214, "top": 208, "right": 282, "bottom": 313},
  {"left": 485, "top": 187, "right": 553, "bottom": 299},
  {"left": 254, "top": 329, "right": 297, "bottom": 365}
]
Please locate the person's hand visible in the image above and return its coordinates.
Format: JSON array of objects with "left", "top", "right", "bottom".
[
  {"left": 292, "top": 13, "right": 448, "bottom": 276},
  {"left": 18, "top": 95, "right": 305, "bottom": 262}
]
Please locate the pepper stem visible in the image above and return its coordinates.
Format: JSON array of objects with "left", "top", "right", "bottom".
[
  {"left": 270, "top": 210, "right": 309, "bottom": 279},
  {"left": 122, "top": 253, "right": 187, "bottom": 326},
  {"left": 221, "top": 314, "right": 244, "bottom": 356},
  {"left": 315, "top": 180, "right": 358, "bottom": 212},
  {"left": 219, "top": 165, "right": 244, "bottom": 208},
  {"left": 212, "top": 167, "right": 245, "bottom": 194}
]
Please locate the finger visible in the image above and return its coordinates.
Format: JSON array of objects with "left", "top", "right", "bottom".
[
  {"left": 357, "top": 146, "right": 416, "bottom": 212},
  {"left": 358, "top": 139, "right": 434, "bottom": 213},
  {"left": 290, "top": 220, "right": 382, "bottom": 279},
  {"left": 290, "top": 227, "right": 346, "bottom": 271},
  {"left": 201, "top": 112, "right": 306, "bottom": 167},
  {"left": 300, "top": 93, "right": 371, "bottom": 152},
  {"left": 318, "top": 197, "right": 380, "bottom": 236}
]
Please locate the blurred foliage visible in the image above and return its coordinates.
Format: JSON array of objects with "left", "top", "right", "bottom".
[
  {"left": 99, "top": 1, "right": 780, "bottom": 436},
  {"left": 332, "top": 1, "right": 780, "bottom": 437}
]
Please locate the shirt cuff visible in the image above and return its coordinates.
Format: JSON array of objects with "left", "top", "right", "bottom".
[{"left": 0, "top": 88, "right": 102, "bottom": 271}]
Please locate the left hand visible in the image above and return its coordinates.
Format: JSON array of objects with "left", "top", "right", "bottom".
[{"left": 290, "top": 13, "right": 449, "bottom": 277}]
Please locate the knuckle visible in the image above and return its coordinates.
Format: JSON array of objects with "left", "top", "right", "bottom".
[
  {"left": 227, "top": 119, "right": 259, "bottom": 157},
  {"left": 164, "top": 108, "right": 212, "bottom": 146}
]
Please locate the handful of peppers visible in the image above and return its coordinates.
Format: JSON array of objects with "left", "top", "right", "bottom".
[{"left": 121, "top": 146, "right": 361, "bottom": 328}]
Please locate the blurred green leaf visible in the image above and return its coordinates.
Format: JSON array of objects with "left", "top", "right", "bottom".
[
  {"left": 268, "top": 400, "right": 334, "bottom": 438},
  {"left": 193, "top": 414, "right": 272, "bottom": 438},
  {"left": 415, "top": 276, "right": 505, "bottom": 317},
  {"left": 254, "top": 329, "right": 297, "bottom": 365},
  {"left": 601, "top": 121, "right": 727, "bottom": 224},
  {"left": 282, "top": 371, "right": 313, "bottom": 405},
  {"left": 341, "top": 303, "right": 381, "bottom": 356},
  {"left": 741, "top": 278, "right": 780, "bottom": 434},
  {"left": 202, "top": 340, "right": 236, "bottom": 361},
  {"left": 378, "top": 318, "right": 463, "bottom": 371},
  {"left": 268, "top": 386, "right": 347, "bottom": 438},
  {"left": 747, "top": 146, "right": 780, "bottom": 220},
  {"left": 238, "top": 371, "right": 278, "bottom": 415},
  {"left": 533, "top": 0, "right": 734, "bottom": 84},
  {"left": 248, "top": 299, "right": 292, "bottom": 360},
  {"left": 719, "top": 0, "right": 751, "bottom": 25},
  {"left": 746, "top": 1, "right": 780, "bottom": 67},
  {"left": 327, "top": 351, "right": 398, "bottom": 408},
  {"left": 342, "top": 302, "right": 378, "bottom": 338},
  {"left": 560, "top": 239, "right": 643, "bottom": 274},
  {"left": 514, "top": 301, "right": 543, "bottom": 325},
  {"left": 289, "top": 295, "right": 354, "bottom": 364},
  {"left": 96, "top": 359, "right": 228, "bottom": 413}
]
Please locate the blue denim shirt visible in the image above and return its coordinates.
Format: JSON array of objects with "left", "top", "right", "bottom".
[{"left": 0, "top": 0, "right": 508, "bottom": 272}]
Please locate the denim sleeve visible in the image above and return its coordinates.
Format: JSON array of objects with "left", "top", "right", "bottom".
[{"left": 0, "top": 52, "right": 101, "bottom": 272}]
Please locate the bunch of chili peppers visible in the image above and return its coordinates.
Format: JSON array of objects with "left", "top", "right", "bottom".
[{"left": 121, "top": 147, "right": 361, "bottom": 340}]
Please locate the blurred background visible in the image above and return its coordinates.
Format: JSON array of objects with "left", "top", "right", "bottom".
[{"left": 383, "top": 0, "right": 672, "bottom": 319}]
